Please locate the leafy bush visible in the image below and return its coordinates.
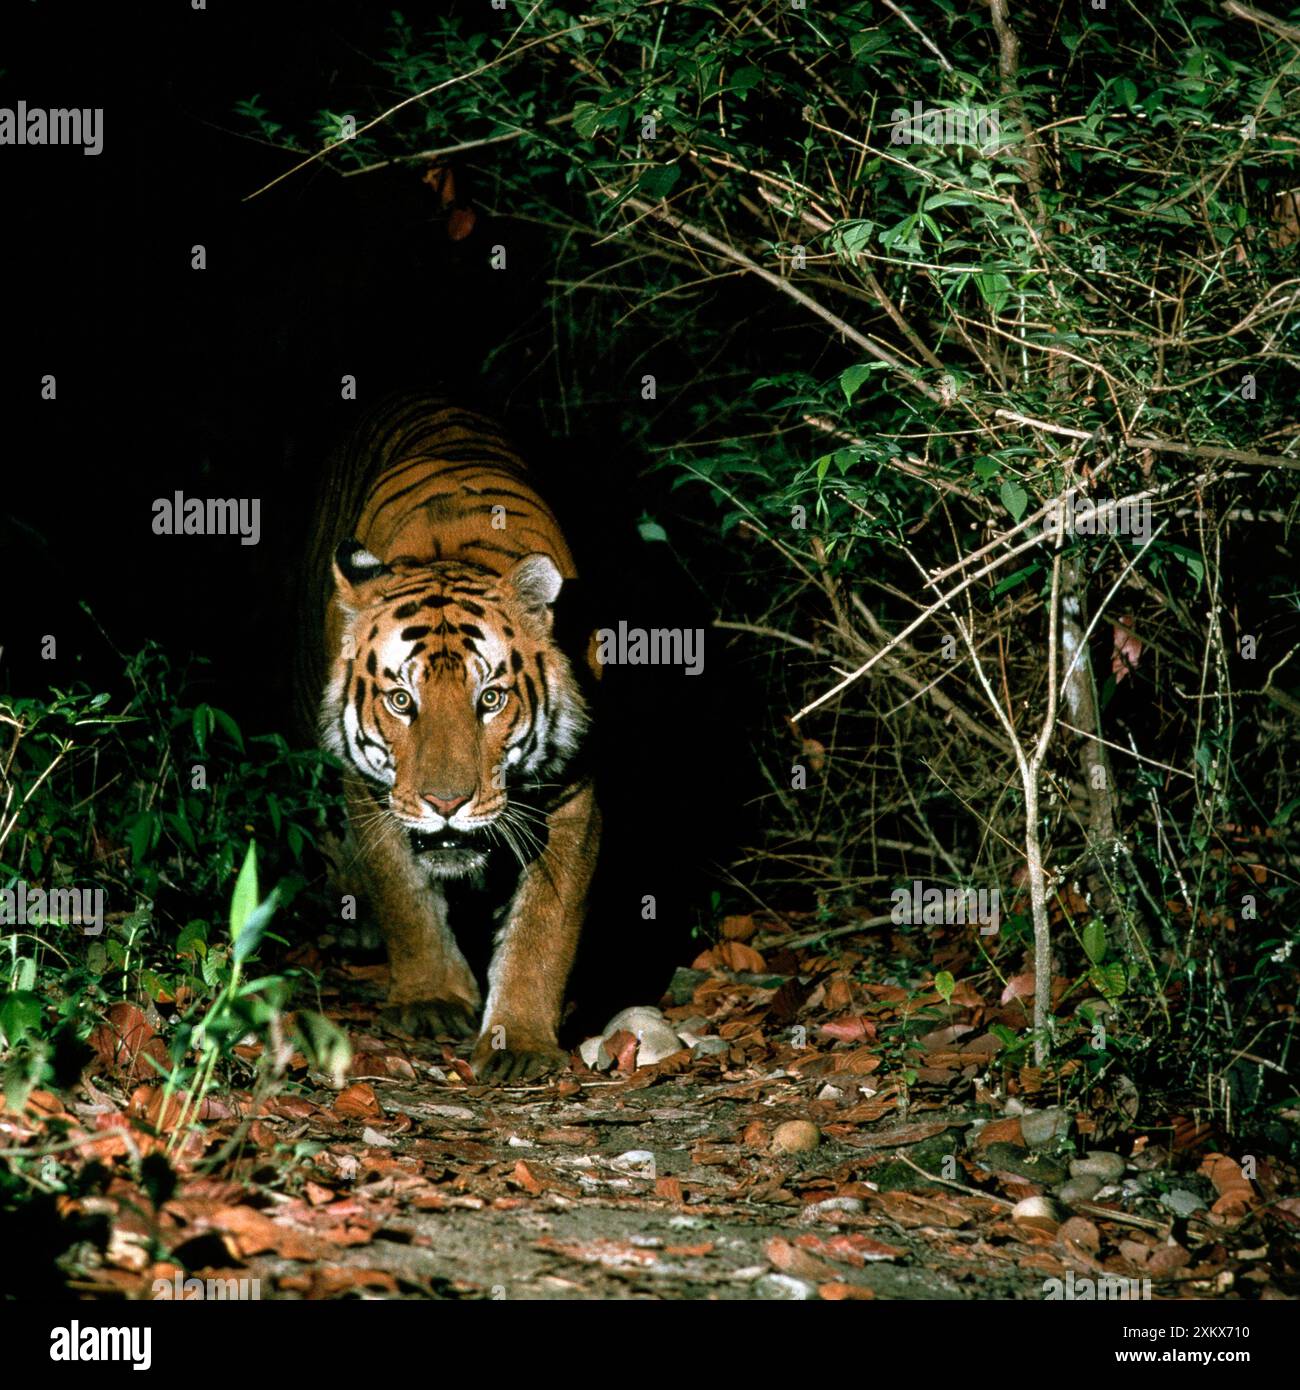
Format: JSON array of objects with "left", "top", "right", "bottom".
[
  {"left": 0, "top": 638, "right": 345, "bottom": 1116},
  {"left": 225, "top": 0, "right": 1300, "bottom": 1128}
]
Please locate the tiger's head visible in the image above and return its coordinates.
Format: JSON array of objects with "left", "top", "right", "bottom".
[{"left": 322, "top": 540, "right": 589, "bottom": 879}]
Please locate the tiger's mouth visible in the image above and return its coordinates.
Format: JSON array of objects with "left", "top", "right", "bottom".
[
  {"left": 408, "top": 826, "right": 481, "bottom": 855},
  {"left": 407, "top": 826, "right": 492, "bottom": 880}
]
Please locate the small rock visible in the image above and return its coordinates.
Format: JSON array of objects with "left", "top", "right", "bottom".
[
  {"left": 577, "top": 1034, "right": 611, "bottom": 1069},
  {"left": 1160, "top": 1188, "right": 1206, "bottom": 1218},
  {"left": 754, "top": 1273, "right": 817, "bottom": 1300},
  {"left": 361, "top": 1126, "right": 394, "bottom": 1148},
  {"left": 608, "top": 1149, "right": 657, "bottom": 1178},
  {"left": 1012, "top": 1195, "right": 1063, "bottom": 1231},
  {"left": 1070, "top": 1150, "right": 1125, "bottom": 1183},
  {"left": 668, "top": 1214, "right": 704, "bottom": 1229},
  {"left": 425, "top": 1104, "right": 474, "bottom": 1120},
  {"left": 1021, "top": 1107, "right": 1071, "bottom": 1150},
  {"left": 506, "top": 1134, "right": 535, "bottom": 1148},
  {"left": 1057, "top": 1174, "right": 1103, "bottom": 1204},
  {"left": 978, "top": 1141, "right": 1069, "bottom": 1186},
  {"left": 800, "top": 1196, "right": 865, "bottom": 1222},
  {"left": 771, "top": 1120, "right": 821, "bottom": 1155},
  {"left": 691, "top": 1037, "right": 730, "bottom": 1058},
  {"left": 601, "top": 1005, "right": 684, "bottom": 1066},
  {"left": 817, "top": 1084, "right": 845, "bottom": 1102}
]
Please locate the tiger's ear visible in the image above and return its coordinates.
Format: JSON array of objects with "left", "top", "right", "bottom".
[
  {"left": 507, "top": 553, "right": 564, "bottom": 635},
  {"left": 332, "top": 539, "right": 389, "bottom": 607}
]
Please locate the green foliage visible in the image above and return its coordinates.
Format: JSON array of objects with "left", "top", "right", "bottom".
[{"left": 0, "top": 641, "right": 340, "bottom": 1112}]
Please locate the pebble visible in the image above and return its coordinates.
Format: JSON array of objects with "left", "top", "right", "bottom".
[
  {"left": 425, "top": 1104, "right": 475, "bottom": 1121},
  {"left": 1070, "top": 1150, "right": 1126, "bottom": 1183},
  {"left": 754, "top": 1273, "right": 817, "bottom": 1300},
  {"left": 1012, "top": 1195, "right": 1063, "bottom": 1230},
  {"left": 1021, "top": 1107, "right": 1071, "bottom": 1149},
  {"left": 1056, "top": 1173, "right": 1103, "bottom": 1204},
  {"left": 771, "top": 1120, "right": 821, "bottom": 1155},
  {"left": 1160, "top": 1188, "right": 1205, "bottom": 1218},
  {"left": 608, "top": 1149, "right": 657, "bottom": 1178},
  {"left": 800, "top": 1196, "right": 865, "bottom": 1222},
  {"left": 691, "top": 1037, "right": 730, "bottom": 1058},
  {"left": 979, "top": 1141, "right": 1069, "bottom": 1186}
]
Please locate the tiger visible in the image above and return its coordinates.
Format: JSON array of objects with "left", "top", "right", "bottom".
[{"left": 301, "top": 391, "right": 601, "bottom": 1082}]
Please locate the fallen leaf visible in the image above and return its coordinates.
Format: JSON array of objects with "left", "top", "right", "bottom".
[{"left": 333, "top": 1082, "right": 382, "bottom": 1120}]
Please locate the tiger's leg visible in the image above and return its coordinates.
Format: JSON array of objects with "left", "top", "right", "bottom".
[
  {"left": 343, "top": 775, "right": 481, "bottom": 1038},
  {"left": 472, "top": 781, "right": 600, "bottom": 1082}
]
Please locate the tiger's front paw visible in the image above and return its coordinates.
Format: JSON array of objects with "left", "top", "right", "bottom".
[
  {"left": 471, "top": 1030, "right": 569, "bottom": 1084},
  {"left": 381, "top": 998, "right": 478, "bottom": 1039}
]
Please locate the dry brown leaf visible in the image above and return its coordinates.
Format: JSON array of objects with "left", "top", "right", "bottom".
[
  {"left": 716, "top": 940, "right": 767, "bottom": 972},
  {"left": 819, "top": 1016, "right": 875, "bottom": 1042},
  {"left": 333, "top": 1082, "right": 382, "bottom": 1119},
  {"left": 655, "top": 1177, "right": 685, "bottom": 1203},
  {"left": 795, "top": 1232, "right": 906, "bottom": 1264},
  {"left": 765, "top": 1236, "right": 839, "bottom": 1282}
]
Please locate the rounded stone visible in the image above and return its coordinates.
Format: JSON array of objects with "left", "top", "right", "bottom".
[{"left": 771, "top": 1120, "right": 821, "bottom": 1155}]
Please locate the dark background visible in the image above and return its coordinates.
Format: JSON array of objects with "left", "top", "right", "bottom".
[{"left": 0, "top": 1, "right": 755, "bottom": 1031}]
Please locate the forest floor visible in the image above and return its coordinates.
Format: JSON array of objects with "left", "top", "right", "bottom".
[{"left": 8, "top": 910, "right": 1299, "bottom": 1300}]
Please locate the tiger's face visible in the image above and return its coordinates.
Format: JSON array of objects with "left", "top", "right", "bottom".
[{"left": 322, "top": 542, "right": 588, "bottom": 879}]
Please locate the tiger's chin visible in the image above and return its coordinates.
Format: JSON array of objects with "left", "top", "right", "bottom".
[{"left": 406, "top": 827, "right": 491, "bottom": 880}]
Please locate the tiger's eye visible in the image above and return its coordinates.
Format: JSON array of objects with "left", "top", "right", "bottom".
[
  {"left": 388, "top": 689, "right": 412, "bottom": 713},
  {"left": 479, "top": 688, "right": 505, "bottom": 712}
]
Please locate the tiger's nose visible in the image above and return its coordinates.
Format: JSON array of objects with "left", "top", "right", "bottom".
[{"left": 422, "top": 789, "right": 472, "bottom": 818}]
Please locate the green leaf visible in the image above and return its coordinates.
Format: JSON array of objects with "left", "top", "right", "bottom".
[
  {"left": 230, "top": 842, "right": 260, "bottom": 942},
  {"left": 974, "top": 271, "right": 1012, "bottom": 313},
  {"left": 232, "top": 890, "right": 279, "bottom": 966},
  {"left": 1114, "top": 77, "right": 1138, "bottom": 108},
  {"left": 934, "top": 970, "right": 955, "bottom": 1003},
  {"left": 637, "top": 517, "right": 669, "bottom": 543},
  {"left": 571, "top": 101, "right": 602, "bottom": 140},
  {"left": 840, "top": 363, "right": 874, "bottom": 404},
  {"left": 835, "top": 220, "right": 874, "bottom": 259},
  {"left": 127, "top": 811, "right": 159, "bottom": 867},
  {"left": 1089, "top": 960, "right": 1128, "bottom": 1000},
  {"left": 1082, "top": 918, "right": 1108, "bottom": 966},
  {"left": 1163, "top": 543, "right": 1205, "bottom": 587},
  {"left": 192, "top": 704, "right": 213, "bottom": 755},
  {"left": 297, "top": 1010, "right": 354, "bottom": 1089},
  {"left": 176, "top": 920, "right": 208, "bottom": 960},
  {"left": 211, "top": 707, "right": 245, "bottom": 752},
  {"left": 1000, "top": 479, "right": 1028, "bottom": 522},
  {"left": 991, "top": 563, "right": 1040, "bottom": 598},
  {"left": 637, "top": 165, "right": 681, "bottom": 200},
  {"left": 0, "top": 991, "right": 43, "bottom": 1046}
]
